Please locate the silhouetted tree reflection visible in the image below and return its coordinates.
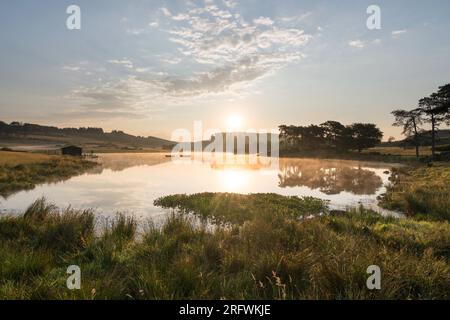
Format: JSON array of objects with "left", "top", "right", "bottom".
[{"left": 278, "top": 159, "right": 383, "bottom": 195}]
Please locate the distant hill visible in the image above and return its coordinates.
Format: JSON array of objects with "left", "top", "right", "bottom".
[{"left": 0, "top": 121, "right": 175, "bottom": 151}]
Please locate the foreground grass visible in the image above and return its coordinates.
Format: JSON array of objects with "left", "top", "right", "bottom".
[
  {"left": 381, "top": 162, "right": 450, "bottom": 221},
  {"left": 0, "top": 151, "right": 97, "bottom": 197},
  {"left": 1, "top": 196, "right": 449, "bottom": 300}
]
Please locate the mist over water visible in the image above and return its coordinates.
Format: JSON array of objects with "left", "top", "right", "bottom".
[{"left": 0, "top": 153, "right": 402, "bottom": 219}]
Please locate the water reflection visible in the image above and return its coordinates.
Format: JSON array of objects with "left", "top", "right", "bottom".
[
  {"left": 0, "top": 153, "right": 400, "bottom": 218},
  {"left": 92, "top": 153, "right": 171, "bottom": 172},
  {"left": 278, "top": 159, "right": 383, "bottom": 195},
  {"left": 218, "top": 169, "right": 251, "bottom": 191},
  {"left": 93, "top": 154, "right": 388, "bottom": 197}
]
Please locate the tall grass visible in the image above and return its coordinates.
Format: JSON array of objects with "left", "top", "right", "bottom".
[
  {"left": 381, "top": 163, "right": 450, "bottom": 221},
  {"left": 1, "top": 196, "right": 449, "bottom": 300}
]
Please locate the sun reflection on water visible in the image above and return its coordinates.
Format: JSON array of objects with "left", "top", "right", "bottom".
[{"left": 218, "top": 169, "right": 250, "bottom": 192}]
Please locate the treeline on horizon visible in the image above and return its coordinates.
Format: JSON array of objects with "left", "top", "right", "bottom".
[
  {"left": 0, "top": 120, "right": 171, "bottom": 147},
  {"left": 280, "top": 83, "right": 450, "bottom": 157},
  {"left": 0, "top": 120, "right": 141, "bottom": 138},
  {"left": 279, "top": 122, "right": 383, "bottom": 153},
  {"left": 392, "top": 83, "right": 450, "bottom": 158}
]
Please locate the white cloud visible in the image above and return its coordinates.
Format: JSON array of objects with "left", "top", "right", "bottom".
[
  {"left": 172, "top": 13, "right": 190, "bottom": 21},
  {"left": 108, "top": 59, "right": 134, "bottom": 69},
  {"left": 135, "top": 67, "right": 151, "bottom": 73},
  {"left": 348, "top": 40, "right": 365, "bottom": 49},
  {"left": 70, "top": 0, "right": 312, "bottom": 111},
  {"left": 161, "top": 7, "right": 171, "bottom": 17},
  {"left": 163, "top": 3, "right": 311, "bottom": 66},
  {"left": 280, "top": 12, "right": 312, "bottom": 24},
  {"left": 126, "top": 28, "right": 146, "bottom": 35},
  {"left": 62, "top": 65, "right": 81, "bottom": 72},
  {"left": 222, "top": 0, "right": 237, "bottom": 8},
  {"left": 392, "top": 29, "right": 407, "bottom": 38},
  {"left": 161, "top": 57, "right": 182, "bottom": 65},
  {"left": 253, "top": 17, "right": 274, "bottom": 26}
]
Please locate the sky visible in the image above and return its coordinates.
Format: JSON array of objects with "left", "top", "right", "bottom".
[{"left": 0, "top": 0, "right": 449, "bottom": 140}]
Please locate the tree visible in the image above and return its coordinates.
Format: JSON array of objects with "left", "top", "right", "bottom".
[
  {"left": 418, "top": 92, "right": 448, "bottom": 158},
  {"left": 320, "top": 121, "right": 349, "bottom": 150},
  {"left": 435, "top": 84, "right": 450, "bottom": 124},
  {"left": 279, "top": 125, "right": 299, "bottom": 150},
  {"left": 279, "top": 122, "right": 383, "bottom": 153},
  {"left": 391, "top": 109, "right": 422, "bottom": 158},
  {"left": 349, "top": 123, "right": 383, "bottom": 153},
  {"left": 301, "top": 125, "right": 325, "bottom": 150}
]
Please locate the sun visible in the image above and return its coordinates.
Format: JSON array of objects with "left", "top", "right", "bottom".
[{"left": 225, "top": 114, "right": 244, "bottom": 131}]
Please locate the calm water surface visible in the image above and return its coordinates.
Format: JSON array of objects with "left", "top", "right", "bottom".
[{"left": 0, "top": 153, "right": 402, "bottom": 219}]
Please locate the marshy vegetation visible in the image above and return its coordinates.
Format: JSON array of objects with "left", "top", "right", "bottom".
[
  {"left": 1, "top": 195, "right": 449, "bottom": 300},
  {"left": 154, "top": 193, "right": 327, "bottom": 225},
  {"left": 0, "top": 151, "right": 97, "bottom": 197},
  {"left": 381, "top": 162, "right": 450, "bottom": 222}
]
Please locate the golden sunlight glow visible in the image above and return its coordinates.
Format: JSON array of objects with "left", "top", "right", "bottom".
[
  {"left": 218, "top": 169, "right": 249, "bottom": 191},
  {"left": 225, "top": 114, "right": 244, "bottom": 131}
]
